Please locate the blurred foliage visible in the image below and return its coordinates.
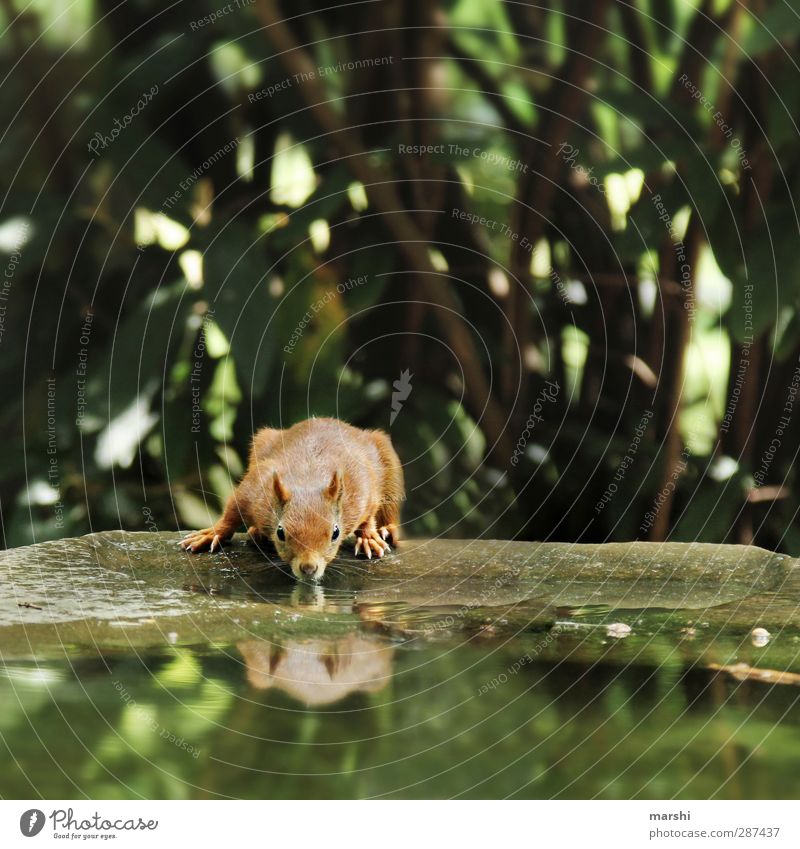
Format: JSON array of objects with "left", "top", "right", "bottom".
[{"left": 2, "top": 0, "right": 800, "bottom": 549}]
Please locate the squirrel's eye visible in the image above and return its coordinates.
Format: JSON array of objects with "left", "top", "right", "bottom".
[
  {"left": 276, "top": 525, "right": 286, "bottom": 541},
  {"left": 331, "top": 525, "right": 340, "bottom": 541}
]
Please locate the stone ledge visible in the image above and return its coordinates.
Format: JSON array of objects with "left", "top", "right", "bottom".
[{"left": 0, "top": 531, "right": 797, "bottom": 665}]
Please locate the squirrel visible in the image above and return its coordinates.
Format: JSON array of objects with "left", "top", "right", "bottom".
[{"left": 180, "top": 417, "right": 404, "bottom": 581}]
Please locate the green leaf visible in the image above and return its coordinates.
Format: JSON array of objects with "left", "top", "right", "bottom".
[
  {"left": 744, "top": 1, "right": 800, "bottom": 56},
  {"left": 87, "top": 279, "right": 195, "bottom": 425},
  {"left": 200, "top": 220, "right": 275, "bottom": 396},
  {"left": 709, "top": 199, "right": 800, "bottom": 341}
]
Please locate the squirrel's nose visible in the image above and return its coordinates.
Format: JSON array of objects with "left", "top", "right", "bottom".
[{"left": 300, "top": 563, "right": 318, "bottom": 577}]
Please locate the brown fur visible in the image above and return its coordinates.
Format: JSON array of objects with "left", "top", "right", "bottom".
[{"left": 180, "top": 418, "right": 404, "bottom": 580}]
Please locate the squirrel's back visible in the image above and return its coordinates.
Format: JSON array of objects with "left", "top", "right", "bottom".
[{"left": 251, "top": 417, "right": 383, "bottom": 487}]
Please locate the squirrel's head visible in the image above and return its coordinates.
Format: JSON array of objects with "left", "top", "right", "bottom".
[{"left": 270, "top": 469, "right": 344, "bottom": 581}]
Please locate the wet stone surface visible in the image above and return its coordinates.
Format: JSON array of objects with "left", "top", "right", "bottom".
[{"left": 1, "top": 531, "right": 799, "bottom": 672}]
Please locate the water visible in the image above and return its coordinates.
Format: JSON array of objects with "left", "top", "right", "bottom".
[
  {"left": 2, "top": 533, "right": 800, "bottom": 799},
  {"left": 2, "top": 626, "right": 799, "bottom": 799}
]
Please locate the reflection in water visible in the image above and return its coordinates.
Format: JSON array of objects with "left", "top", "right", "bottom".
[
  {"left": 4, "top": 569, "right": 800, "bottom": 799},
  {"left": 289, "top": 582, "right": 329, "bottom": 610},
  {"left": 238, "top": 635, "right": 395, "bottom": 706},
  {"left": 1, "top": 636, "right": 800, "bottom": 799}
]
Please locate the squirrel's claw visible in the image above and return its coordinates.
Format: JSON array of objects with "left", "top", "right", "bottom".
[
  {"left": 377, "top": 524, "right": 399, "bottom": 546},
  {"left": 180, "top": 528, "right": 226, "bottom": 553},
  {"left": 355, "top": 528, "right": 389, "bottom": 559}
]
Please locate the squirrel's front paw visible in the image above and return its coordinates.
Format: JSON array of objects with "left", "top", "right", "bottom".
[
  {"left": 377, "top": 524, "right": 399, "bottom": 546},
  {"left": 354, "top": 528, "right": 390, "bottom": 559},
  {"left": 180, "top": 528, "right": 226, "bottom": 553},
  {"left": 247, "top": 525, "right": 269, "bottom": 545}
]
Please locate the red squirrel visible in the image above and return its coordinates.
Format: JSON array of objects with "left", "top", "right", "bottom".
[{"left": 180, "top": 417, "right": 404, "bottom": 581}]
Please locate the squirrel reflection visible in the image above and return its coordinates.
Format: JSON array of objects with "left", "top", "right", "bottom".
[{"left": 237, "top": 634, "right": 394, "bottom": 706}]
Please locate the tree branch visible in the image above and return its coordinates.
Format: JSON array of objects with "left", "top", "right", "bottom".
[
  {"left": 253, "top": 0, "right": 513, "bottom": 461},
  {"left": 447, "top": 36, "right": 531, "bottom": 138},
  {"left": 505, "top": 1, "right": 613, "bottom": 406}
]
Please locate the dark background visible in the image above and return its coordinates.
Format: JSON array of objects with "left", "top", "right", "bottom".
[{"left": 1, "top": 0, "right": 799, "bottom": 551}]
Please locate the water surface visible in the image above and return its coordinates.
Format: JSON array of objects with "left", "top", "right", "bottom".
[{"left": 2, "top": 533, "right": 799, "bottom": 799}]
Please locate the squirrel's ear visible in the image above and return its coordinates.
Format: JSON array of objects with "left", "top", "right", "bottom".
[
  {"left": 325, "top": 469, "right": 343, "bottom": 503},
  {"left": 273, "top": 471, "right": 290, "bottom": 505}
]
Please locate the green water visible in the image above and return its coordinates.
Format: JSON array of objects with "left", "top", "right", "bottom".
[{"left": 2, "top": 630, "right": 799, "bottom": 799}]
